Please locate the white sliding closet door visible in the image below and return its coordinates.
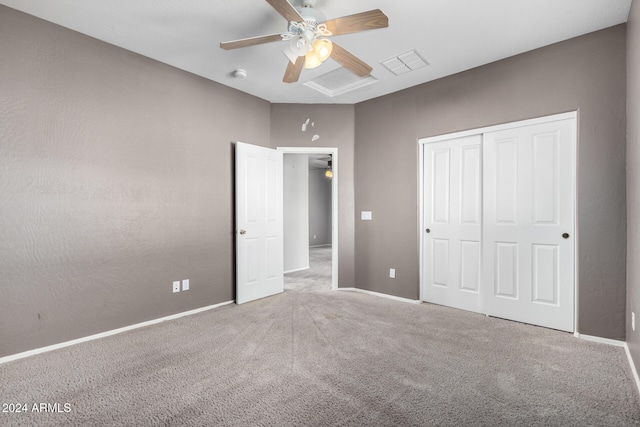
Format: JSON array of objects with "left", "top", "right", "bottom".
[
  {"left": 420, "top": 114, "right": 576, "bottom": 332},
  {"left": 482, "top": 118, "right": 575, "bottom": 331},
  {"left": 423, "top": 135, "right": 483, "bottom": 313}
]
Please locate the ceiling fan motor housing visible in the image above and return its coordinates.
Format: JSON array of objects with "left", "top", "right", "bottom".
[
  {"left": 295, "top": 3, "right": 326, "bottom": 28},
  {"left": 287, "top": 4, "right": 326, "bottom": 56}
]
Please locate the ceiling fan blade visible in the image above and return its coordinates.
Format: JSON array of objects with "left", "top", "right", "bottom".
[
  {"left": 283, "top": 55, "right": 305, "bottom": 83},
  {"left": 330, "top": 42, "right": 372, "bottom": 77},
  {"left": 266, "top": 0, "right": 304, "bottom": 23},
  {"left": 324, "top": 9, "right": 389, "bottom": 37},
  {"left": 220, "top": 33, "right": 283, "bottom": 50}
]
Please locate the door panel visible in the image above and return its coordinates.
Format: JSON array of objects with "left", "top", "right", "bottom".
[
  {"left": 460, "top": 240, "right": 480, "bottom": 292},
  {"left": 432, "top": 239, "right": 450, "bottom": 287},
  {"left": 532, "top": 244, "right": 558, "bottom": 305},
  {"left": 532, "top": 132, "right": 559, "bottom": 225},
  {"left": 495, "top": 138, "right": 518, "bottom": 224},
  {"left": 432, "top": 149, "right": 451, "bottom": 224},
  {"left": 483, "top": 118, "right": 575, "bottom": 331},
  {"left": 246, "top": 238, "right": 260, "bottom": 284},
  {"left": 423, "top": 135, "right": 482, "bottom": 313},
  {"left": 495, "top": 242, "right": 518, "bottom": 299},
  {"left": 236, "top": 142, "right": 284, "bottom": 304},
  {"left": 461, "top": 145, "right": 482, "bottom": 224}
]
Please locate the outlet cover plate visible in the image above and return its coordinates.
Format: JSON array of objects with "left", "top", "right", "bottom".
[{"left": 172, "top": 281, "right": 180, "bottom": 293}]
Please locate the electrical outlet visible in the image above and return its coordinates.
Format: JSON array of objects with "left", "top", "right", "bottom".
[
  {"left": 172, "top": 281, "right": 180, "bottom": 293},
  {"left": 390, "top": 268, "right": 396, "bottom": 279},
  {"left": 182, "top": 279, "right": 190, "bottom": 291},
  {"left": 633, "top": 312, "right": 636, "bottom": 332}
]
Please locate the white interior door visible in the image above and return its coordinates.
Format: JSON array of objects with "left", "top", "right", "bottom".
[
  {"left": 423, "top": 135, "right": 483, "bottom": 313},
  {"left": 236, "top": 142, "right": 284, "bottom": 304},
  {"left": 483, "top": 118, "right": 575, "bottom": 331}
]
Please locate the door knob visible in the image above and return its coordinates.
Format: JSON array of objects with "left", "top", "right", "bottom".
[
  {"left": 562, "top": 233, "right": 569, "bottom": 239},
  {"left": 239, "top": 229, "right": 246, "bottom": 235},
  {"left": 426, "top": 228, "right": 431, "bottom": 233}
]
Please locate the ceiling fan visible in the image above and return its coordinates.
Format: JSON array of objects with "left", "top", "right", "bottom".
[{"left": 220, "top": 0, "right": 389, "bottom": 83}]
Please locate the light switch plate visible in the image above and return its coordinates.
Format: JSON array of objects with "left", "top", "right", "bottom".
[
  {"left": 172, "top": 281, "right": 180, "bottom": 293},
  {"left": 182, "top": 279, "right": 190, "bottom": 291},
  {"left": 361, "top": 211, "right": 372, "bottom": 220},
  {"left": 390, "top": 268, "right": 396, "bottom": 279}
]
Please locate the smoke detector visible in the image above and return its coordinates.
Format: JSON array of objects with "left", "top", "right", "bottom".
[{"left": 233, "top": 69, "right": 247, "bottom": 79}]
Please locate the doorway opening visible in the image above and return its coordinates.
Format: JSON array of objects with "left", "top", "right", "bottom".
[{"left": 278, "top": 147, "right": 338, "bottom": 291}]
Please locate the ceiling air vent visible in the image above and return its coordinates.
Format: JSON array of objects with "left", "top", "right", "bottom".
[
  {"left": 382, "top": 49, "right": 429, "bottom": 76},
  {"left": 304, "top": 67, "right": 378, "bottom": 97}
]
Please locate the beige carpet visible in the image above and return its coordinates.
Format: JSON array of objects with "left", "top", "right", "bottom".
[
  {"left": 1, "top": 246, "right": 639, "bottom": 426},
  {"left": 284, "top": 245, "right": 332, "bottom": 292}
]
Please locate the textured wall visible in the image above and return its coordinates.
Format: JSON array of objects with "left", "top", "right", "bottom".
[
  {"left": 627, "top": 0, "right": 640, "bottom": 373},
  {"left": 0, "top": 6, "right": 271, "bottom": 357},
  {"left": 283, "top": 154, "right": 309, "bottom": 272},
  {"left": 355, "top": 25, "right": 627, "bottom": 340},
  {"left": 309, "top": 168, "right": 332, "bottom": 246},
  {"left": 270, "top": 104, "right": 355, "bottom": 288}
]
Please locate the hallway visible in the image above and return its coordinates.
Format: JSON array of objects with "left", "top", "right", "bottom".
[{"left": 284, "top": 246, "right": 332, "bottom": 292}]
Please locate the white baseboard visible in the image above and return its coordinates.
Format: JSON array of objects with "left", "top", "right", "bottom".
[
  {"left": 574, "top": 332, "right": 640, "bottom": 395},
  {"left": 284, "top": 266, "right": 310, "bottom": 274},
  {"left": 574, "top": 332, "right": 626, "bottom": 347},
  {"left": 624, "top": 343, "right": 640, "bottom": 396},
  {"left": 337, "top": 287, "right": 421, "bottom": 305},
  {"left": 0, "top": 300, "right": 234, "bottom": 365}
]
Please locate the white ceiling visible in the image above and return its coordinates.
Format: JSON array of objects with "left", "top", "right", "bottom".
[{"left": 1, "top": 0, "right": 632, "bottom": 104}]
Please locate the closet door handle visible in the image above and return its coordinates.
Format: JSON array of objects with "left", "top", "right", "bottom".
[
  {"left": 426, "top": 228, "right": 431, "bottom": 233},
  {"left": 562, "top": 233, "right": 569, "bottom": 239}
]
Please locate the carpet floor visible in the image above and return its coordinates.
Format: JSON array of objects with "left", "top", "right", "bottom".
[{"left": 1, "top": 246, "right": 639, "bottom": 426}]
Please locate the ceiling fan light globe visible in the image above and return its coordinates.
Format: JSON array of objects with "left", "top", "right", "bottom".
[
  {"left": 314, "top": 39, "right": 333, "bottom": 62},
  {"left": 290, "top": 35, "right": 312, "bottom": 56},
  {"left": 305, "top": 50, "right": 322, "bottom": 69},
  {"left": 282, "top": 46, "right": 300, "bottom": 64}
]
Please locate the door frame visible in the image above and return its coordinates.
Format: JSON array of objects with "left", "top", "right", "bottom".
[
  {"left": 277, "top": 146, "right": 339, "bottom": 290},
  {"left": 418, "top": 111, "right": 578, "bottom": 330}
]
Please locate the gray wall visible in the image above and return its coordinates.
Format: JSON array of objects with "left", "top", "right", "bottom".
[
  {"left": 283, "top": 154, "right": 309, "bottom": 272},
  {"left": 0, "top": 6, "right": 271, "bottom": 357},
  {"left": 270, "top": 104, "right": 355, "bottom": 288},
  {"left": 354, "top": 25, "right": 627, "bottom": 340},
  {"left": 309, "top": 168, "right": 332, "bottom": 246},
  {"left": 628, "top": 0, "right": 640, "bottom": 375}
]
